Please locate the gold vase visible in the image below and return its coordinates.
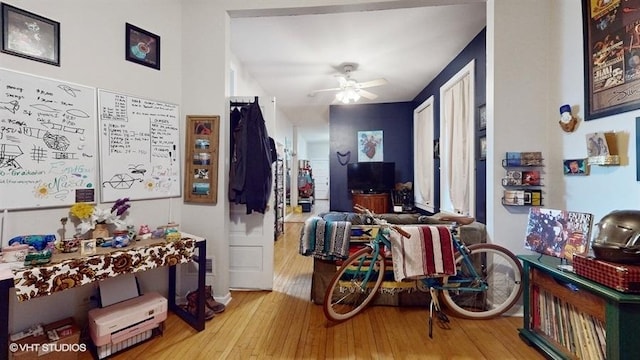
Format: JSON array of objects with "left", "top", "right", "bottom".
[{"left": 92, "top": 223, "right": 110, "bottom": 239}]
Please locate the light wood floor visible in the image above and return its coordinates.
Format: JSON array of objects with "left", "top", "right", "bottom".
[{"left": 81, "top": 206, "right": 544, "bottom": 360}]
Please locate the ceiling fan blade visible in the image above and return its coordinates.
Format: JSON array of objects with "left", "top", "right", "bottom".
[
  {"left": 308, "top": 87, "right": 342, "bottom": 96},
  {"left": 358, "top": 89, "right": 378, "bottom": 100},
  {"left": 358, "top": 78, "right": 388, "bottom": 89}
]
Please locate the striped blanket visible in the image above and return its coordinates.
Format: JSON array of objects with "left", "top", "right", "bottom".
[
  {"left": 389, "top": 225, "right": 456, "bottom": 281},
  {"left": 299, "top": 216, "right": 351, "bottom": 260}
]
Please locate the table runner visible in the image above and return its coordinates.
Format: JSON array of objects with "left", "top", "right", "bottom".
[{"left": 12, "top": 238, "right": 196, "bottom": 301}]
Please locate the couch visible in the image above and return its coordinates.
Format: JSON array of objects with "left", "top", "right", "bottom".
[{"left": 309, "top": 212, "right": 487, "bottom": 306}]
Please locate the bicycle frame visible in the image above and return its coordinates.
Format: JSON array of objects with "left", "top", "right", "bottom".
[
  {"left": 350, "top": 228, "right": 392, "bottom": 291},
  {"left": 423, "top": 234, "right": 488, "bottom": 293},
  {"left": 354, "top": 225, "right": 487, "bottom": 295}
]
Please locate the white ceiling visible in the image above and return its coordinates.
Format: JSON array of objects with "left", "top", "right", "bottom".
[{"left": 230, "top": 3, "right": 486, "bottom": 143}]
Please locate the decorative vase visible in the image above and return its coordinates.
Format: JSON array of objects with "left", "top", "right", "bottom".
[{"left": 92, "top": 223, "right": 110, "bottom": 239}]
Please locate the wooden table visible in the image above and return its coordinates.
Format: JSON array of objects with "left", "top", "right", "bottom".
[{"left": 0, "top": 232, "right": 207, "bottom": 358}]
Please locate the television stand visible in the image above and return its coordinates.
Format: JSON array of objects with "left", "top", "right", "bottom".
[{"left": 352, "top": 193, "right": 389, "bottom": 214}]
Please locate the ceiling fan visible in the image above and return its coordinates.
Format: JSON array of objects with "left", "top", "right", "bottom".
[{"left": 309, "top": 63, "right": 387, "bottom": 103}]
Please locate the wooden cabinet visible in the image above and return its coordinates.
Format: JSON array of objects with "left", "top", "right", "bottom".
[
  {"left": 518, "top": 255, "right": 640, "bottom": 360},
  {"left": 352, "top": 193, "right": 389, "bottom": 213}
]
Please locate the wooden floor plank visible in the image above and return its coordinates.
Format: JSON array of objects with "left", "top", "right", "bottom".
[{"left": 78, "top": 209, "right": 544, "bottom": 359}]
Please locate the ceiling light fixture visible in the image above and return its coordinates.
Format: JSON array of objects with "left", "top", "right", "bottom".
[{"left": 336, "top": 86, "right": 361, "bottom": 104}]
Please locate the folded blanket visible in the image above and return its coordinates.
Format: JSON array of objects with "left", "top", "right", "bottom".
[
  {"left": 299, "top": 217, "right": 351, "bottom": 260},
  {"left": 389, "top": 225, "right": 456, "bottom": 281}
]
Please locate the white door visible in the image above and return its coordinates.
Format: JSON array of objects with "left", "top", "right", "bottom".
[
  {"left": 310, "top": 159, "right": 329, "bottom": 200},
  {"left": 229, "top": 96, "right": 276, "bottom": 290}
]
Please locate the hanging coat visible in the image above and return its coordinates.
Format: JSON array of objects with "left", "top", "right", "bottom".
[{"left": 230, "top": 103, "right": 275, "bottom": 214}]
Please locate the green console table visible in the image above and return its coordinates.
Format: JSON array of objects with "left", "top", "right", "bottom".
[{"left": 518, "top": 255, "right": 640, "bottom": 360}]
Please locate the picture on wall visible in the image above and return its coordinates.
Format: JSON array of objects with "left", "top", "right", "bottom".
[
  {"left": 582, "top": 0, "right": 640, "bottom": 119},
  {"left": 1, "top": 3, "right": 60, "bottom": 66},
  {"left": 358, "top": 130, "right": 383, "bottom": 162},
  {"left": 125, "top": 23, "right": 160, "bottom": 70},
  {"left": 478, "top": 104, "right": 487, "bottom": 130},
  {"left": 563, "top": 158, "right": 589, "bottom": 175},
  {"left": 184, "top": 115, "right": 219, "bottom": 204}
]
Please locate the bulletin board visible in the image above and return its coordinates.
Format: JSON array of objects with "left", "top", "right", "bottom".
[
  {"left": 97, "top": 89, "right": 180, "bottom": 202},
  {"left": 0, "top": 68, "right": 97, "bottom": 210}
]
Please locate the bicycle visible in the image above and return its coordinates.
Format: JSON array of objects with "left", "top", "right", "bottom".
[{"left": 322, "top": 205, "right": 523, "bottom": 336}]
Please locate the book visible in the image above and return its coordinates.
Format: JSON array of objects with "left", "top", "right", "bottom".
[
  {"left": 505, "top": 151, "right": 543, "bottom": 166},
  {"left": 506, "top": 152, "right": 522, "bottom": 166},
  {"left": 503, "top": 190, "right": 525, "bottom": 205},
  {"left": 524, "top": 208, "right": 594, "bottom": 261},
  {"left": 522, "top": 170, "right": 541, "bottom": 185},
  {"left": 524, "top": 189, "right": 542, "bottom": 206},
  {"left": 586, "top": 132, "right": 610, "bottom": 156},
  {"left": 503, "top": 170, "right": 522, "bottom": 185}
]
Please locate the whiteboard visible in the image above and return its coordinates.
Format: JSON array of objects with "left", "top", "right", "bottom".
[
  {"left": 0, "top": 68, "right": 98, "bottom": 210},
  {"left": 97, "top": 89, "right": 180, "bottom": 202}
]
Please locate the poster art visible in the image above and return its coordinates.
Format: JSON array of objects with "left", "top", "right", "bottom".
[
  {"left": 583, "top": 0, "right": 640, "bottom": 119},
  {"left": 357, "top": 130, "right": 383, "bottom": 162},
  {"left": 524, "top": 208, "right": 594, "bottom": 262}
]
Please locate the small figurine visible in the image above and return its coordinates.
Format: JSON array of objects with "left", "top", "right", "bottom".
[
  {"left": 138, "top": 224, "right": 152, "bottom": 240},
  {"left": 559, "top": 104, "right": 578, "bottom": 132},
  {"left": 127, "top": 225, "right": 137, "bottom": 242},
  {"left": 151, "top": 227, "right": 166, "bottom": 239},
  {"left": 112, "top": 234, "right": 130, "bottom": 248}
]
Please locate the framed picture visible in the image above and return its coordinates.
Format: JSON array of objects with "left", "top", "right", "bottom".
[
  {"left": 563, "top": 158, "right": 589, "bottom": 175},
  {"left": 479, "top": 135, "right": 487, "bottom": 160},
  {"left": 80, "top": 239, "right": 96, "bottom": 256},
  {"left": 125, "top": 23, "right": 160, "bottom": 70},
  {"left": 478, "top": 104, "right": 487, "bottom": 130},
  {"left": 357, "top": 130, "right": 383, "bottom": 162},
  {"left": 582, "top": 0, "right": 640, "bottom": 120},
  {"left": 1, "top": 3, "right": 60, "bottom": 66},
  {"left": 184, "top": 115, "right": 219, "bottom": 204}
]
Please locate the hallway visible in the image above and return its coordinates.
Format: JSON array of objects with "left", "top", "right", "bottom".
[{"left": 284, "top": 199, "right": 329, "bottom": 223}]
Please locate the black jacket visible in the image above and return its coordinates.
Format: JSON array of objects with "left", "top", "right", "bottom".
[{"left": 229, "top": 102, "right": 274, "bottom": 214}]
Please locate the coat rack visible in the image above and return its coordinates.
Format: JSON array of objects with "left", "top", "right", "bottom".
[{"left": 230, "top": 96, "right": 258, "bottom": 108}]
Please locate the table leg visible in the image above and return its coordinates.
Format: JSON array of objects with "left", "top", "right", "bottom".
[
  {"left": 169, "top": 240, "right": 206, "bottom": 331},
  {"left": 1, "top": 278, "right": 11, "bottom": 359}
]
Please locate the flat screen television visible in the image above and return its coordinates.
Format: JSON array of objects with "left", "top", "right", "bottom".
[{"left": 347, "top": 162, "right": 395, "bottom": 193}]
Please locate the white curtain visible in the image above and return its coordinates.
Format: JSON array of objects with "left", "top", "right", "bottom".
[
  {"left": 442, "top": 75, "right": 471, "bottom": 214},
  {"left": 414, "top": 101, "right": 434, "bottom": 211}
]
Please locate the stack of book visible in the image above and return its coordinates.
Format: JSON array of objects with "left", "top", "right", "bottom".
[{"left": 504, "top": 151, "right": 543, "bottom": 166}]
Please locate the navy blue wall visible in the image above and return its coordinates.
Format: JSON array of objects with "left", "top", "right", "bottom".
[
  {"left": 328, "top": 28, "right": 486, "bottom": 221},
  {"left": 413, "top": 28, "right": 486, "bottom": 223},
  {"left": 329, "top": 102, "right": 414, "bottom": 212}
]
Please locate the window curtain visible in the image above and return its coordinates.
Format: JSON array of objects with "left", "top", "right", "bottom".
[
  {"left": 414, "top": 103, "right": 433, "bottom": 211},
  {"left": 442, "top": 75, "right": 471, "bottom": 214}
]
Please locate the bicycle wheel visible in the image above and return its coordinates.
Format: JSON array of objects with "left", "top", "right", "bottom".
[
  {"left": 323, "top": 246, "right": 385, "bottom": 322},
  {"left": 440, "top": 243, "right": 523, "bottom": 319}
]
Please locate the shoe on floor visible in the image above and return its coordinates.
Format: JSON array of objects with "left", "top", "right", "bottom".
[{"left": 179, "top": 303, "right": 215, "bottom": 321}]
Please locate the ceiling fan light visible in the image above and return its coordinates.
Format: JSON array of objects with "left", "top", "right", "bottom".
[{"left": 351, "top": 91, "right": 361, "bottom": 102}]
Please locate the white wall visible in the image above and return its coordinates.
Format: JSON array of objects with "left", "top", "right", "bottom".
[
  {"left": 552, "top": 0, "right": 637, "bottom": 223},
  {"left": 1, "top": 0, "right": 183, "bottom": 332},
  {"left": 307, "top": 141, "right": 330, "bottom": 160},
  {"left": 488, "top": 0, "right": 640, "bottom": 260}
]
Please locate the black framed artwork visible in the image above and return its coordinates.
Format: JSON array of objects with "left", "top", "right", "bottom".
[
  {"left": 478, "top": 103, "right": 486, "bottom": 130},
  {"left": 1, "top": 3, "right": 60, "bottom": 66},
  {"left": 582, "top": 0, "right": 640, "bottom": 120},
  {"left": 125, "top": 23, "right": 160, "bottom": 70},
  {"left": 479, "top": 135, "right": 487, "bottom": 161}
]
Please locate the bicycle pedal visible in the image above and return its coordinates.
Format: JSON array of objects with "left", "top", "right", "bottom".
[{"left": 436, "top": 311, "right": 450, "bottom": 323}]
